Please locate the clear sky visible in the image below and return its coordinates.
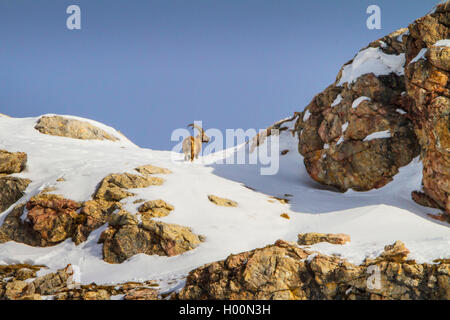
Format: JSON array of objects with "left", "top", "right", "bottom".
[{"left": 0, "top": 0, "right": 438, "bottom": 150}]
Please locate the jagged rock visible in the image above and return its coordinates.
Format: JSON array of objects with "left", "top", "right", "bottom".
[
  {"left": 4, "top": 280, "right": 35, "bottom": 300},
  {"left": 15, "top": 268, "right": 37, "bottom": 281},
  {"left": 207, "top": 195, "right": 238, "bottom": 207},
  {"left": 135, "top": 165, "right": 172, "bottom": 175},
  {"left": 81, "top": 289, "right": 111, "bottom": 300},
  {"left": 1, "top": 264, "right": 162, "bottom": 300},
  {"left": 124, "top": 288, "right": 158, "bottom": 300},
  {"left": 100, "top": 219, "right": 202, "bottom": 264},
  {"left": 32, "top": 266, "right": 71, "bottom": 296},
  {"left": 138, "top": 199, "right": 174, "bottom": 219},
  {"left": 295, "top": 29, "right": 420, "bottom": 191},
  {"left": 404, "top": 2, "right": 450, "bottom": 215},
  {"left": 297, "top": 233, "right": 351, "bottom": 245},
  {"left": 378, "top": 240, "right": 410, "bottom": 263},
  {"left": 0, "top": 150, "right": 27, "bottom": 174},
  {"left": 179, "top": 240, "right": 449, "bottom": 300},
  {"left": 34, "top": 115, "right": 119, "bottom": 141},
  {"left": 0, "top": 176, "right": 30, "bottom": 213}
]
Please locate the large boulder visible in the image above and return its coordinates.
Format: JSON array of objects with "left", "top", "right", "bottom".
[
  {"left": 0, "top": 150, "right": 27, "bottom": 174},
  {"left": 179, "top": 240, "right": 449, "bottom": 300},
  {"left": 295, "top": 29, "right": 420, "bottom": 191},
  {"left": 34, "top": 116, "right": 119, "bottom": 141},
  {"left": 404, "top": 2, "right": 450, "bottom": 215}
]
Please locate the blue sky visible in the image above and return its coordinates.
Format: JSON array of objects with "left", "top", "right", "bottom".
[{"left": 0, "top": 0, "right": 438, "bottom": 149}]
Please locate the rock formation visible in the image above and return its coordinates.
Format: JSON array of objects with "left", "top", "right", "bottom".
[
  {"left": 295, "top": 29, "right": 420, "bottom": 191},
  {"left": 179, "top": 240, "right": 449, "bottom": 300},
  {"left": 403, "top": 2, "right": 450, "bottom": 215},
  {"left": 34, "top": 115, "right": 119, "bottom": 141},
  {"left": 0, "top": 264, "right": 160, "bottom": 300}
]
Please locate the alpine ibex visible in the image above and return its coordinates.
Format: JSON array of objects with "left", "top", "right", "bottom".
[{"left": 182, "top": 123, "right": 210, "bottom": 161}]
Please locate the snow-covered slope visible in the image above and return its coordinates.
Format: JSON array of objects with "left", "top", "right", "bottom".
[{"left": 0, "top": 114, "right": 448, "bottom": 293}]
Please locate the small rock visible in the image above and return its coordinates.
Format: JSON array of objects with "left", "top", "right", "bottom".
[
  {"left": 135, "top": 165, "right": 172, "bottom": 175},
  {"left": 297, "top": 232, "right": 351, "bottom": 245},
  {"left": 208, "top": 195, "right": 238, "bottom": 207},
  {"left": 280, "top": 213, "right": 290, "bottom": 219}
]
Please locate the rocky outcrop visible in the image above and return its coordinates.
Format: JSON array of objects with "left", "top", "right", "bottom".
[
  {"left": 34, "top": 116, "right": 119, "bottom": 141},
  {"left": 0, "top": 264, "right": 160, "bottom": 300},
  {"left": 74, "top": 168, "right": 167, "bottom": 244},
  {"left": 0, "top": 165, "right": 171, "bottom": 246},
  {"left": 179, "top": 240, "right": 449, "bottom": 300},
  {"left": 295, "top": 29, "right": 420, "bottom": 191},
  {"left": 0, "top": 177, "right": 30, "bottom": 213},
  {"left": 297, "top": 233, "right": 351, "bottom": 245},
  {"left": 207, "top": 195, "right": 238, "bottom": 207},
  {"left": 404, "top": 2, "right": 450, "bottom": 215},
  {"left": 100, "top": 218, "right": 203, "bottom": 264},
  {"left": 0, "top": 150, "right": 27, "bottom": 174}
]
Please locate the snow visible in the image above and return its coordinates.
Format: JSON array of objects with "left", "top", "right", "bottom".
[
  {"left": 331, "top": 94, "right": 343, "bottom": 107},
  {"left": 338, "top": 47, "right": 405, "bottom": 86},
  {"left": 0, "top": 114, "right": 448, "bottom": 291},
  {"left": 434, "top": 39, "right": 450, "bottom": 47},
  {"left": 363, "top": 130, "right": 391, "bottom": 141},
  {"left": 411, "top": 48, "right": 428, "bottom": 64},
  {"left": 341, "top": 122, "right": 349, "bottom": 132},
  {"left": 352, "top": 96, "right": 371, "bottom": 109},
  {"left": 303, "top": 109, "right": 311, "bottom": 122}
]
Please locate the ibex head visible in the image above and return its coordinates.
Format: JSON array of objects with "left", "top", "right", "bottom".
[{"left": 188, "top": 123, "right": 210, "bottom": 143}]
